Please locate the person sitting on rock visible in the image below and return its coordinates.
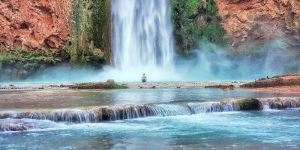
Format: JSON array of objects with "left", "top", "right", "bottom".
[{"left": 141, "top": 73, "right": 147, "bottom": 83}]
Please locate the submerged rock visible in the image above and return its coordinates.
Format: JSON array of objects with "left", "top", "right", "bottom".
[{"left": 0, "top": 120, "right": 48, "bottom": 132}]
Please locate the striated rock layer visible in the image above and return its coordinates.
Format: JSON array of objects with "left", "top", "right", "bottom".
[
  {"left": 215, "top": 0, "right": 300, "bottom": 48},
  {"left": 0, "top": 0, "right": 72, "bottom": 51}
]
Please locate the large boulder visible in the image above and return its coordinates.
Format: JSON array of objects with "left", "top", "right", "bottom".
[{"left": 107, "top": 79, "right": 115, "bottom": 83}]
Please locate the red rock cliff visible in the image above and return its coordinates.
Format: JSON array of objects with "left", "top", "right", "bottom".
[
  {"left": 215, "top": 0, "right": 300, "bottom": 48},
  {"left": 0, "top": 0, "right": 72, "bottom": 51}
]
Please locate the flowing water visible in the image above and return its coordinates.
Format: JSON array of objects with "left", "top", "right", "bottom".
[
  {"left": 1, "top": 88, "right": 300, "bottom": 149},
  {"left": 109, "top": 0, "right": 178, "bottom": 82},
  {"left": 1, "top": 0, "right": 300, "bottom": 149},
  {"left": 112, "top": 0, "right": 174, "bottom": 68}
]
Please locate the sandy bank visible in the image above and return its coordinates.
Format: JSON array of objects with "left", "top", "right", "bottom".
[
  {"left": 123, "top": 82, "right": 244, "bottom": 89},
  {"left": 244, "top": 85, "right": 300, "bottom": 93},
  {"left": 0, "top": 82, "right": 246, "bottom": 90}
]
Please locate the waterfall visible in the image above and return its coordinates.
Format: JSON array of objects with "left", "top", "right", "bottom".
[
  {"left": 262, "top": 102, "right": 271, "bottom": 110},
  {"left": 111, "top": 0, "right": 175, "bottom": 81}
]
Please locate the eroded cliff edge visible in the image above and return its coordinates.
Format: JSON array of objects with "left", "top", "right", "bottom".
[
  {"left": 0, "top": 0, "right": 111, "bottom": 81},
  {"left": 172, "top": 0, "right": 300, "bottom": 52},
  {"left": 215, "top": 0, "right": 300, "bottom": 49},
  {"left": 0, "top": 0, "right": 72, "bottom": 51}
]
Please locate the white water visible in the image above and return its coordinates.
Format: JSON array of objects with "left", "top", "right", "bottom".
[
  {"left": 111, "top": 0, "right": 177, "bottom": 82},
  {"left": 262, "top": 102, "right": 271, "bottom": 110},
  {"left": 1, "top": 111, "right": 300, "bottom": 149}
]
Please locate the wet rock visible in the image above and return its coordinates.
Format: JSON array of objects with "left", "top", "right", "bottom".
[
  {"left": 0, "top": 113, "right": 11, "bottom": 119},
  {"left": 258, "top": 97, "right": 300, "bottom": 109},
  {"left": 0, "top": 120, "right": 48, "bottom": 132}
]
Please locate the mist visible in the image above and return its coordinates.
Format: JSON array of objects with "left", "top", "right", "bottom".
[
  {"left": 17, "top": 39, "right": 298, "bottom": 83},
  {"left": 174, "top": 39, "right": 299, "bottom": 82}
]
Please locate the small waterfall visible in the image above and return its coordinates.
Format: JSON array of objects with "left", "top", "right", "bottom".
[
  {"left": 112, "top": 0, "right": 174, "bottom": 76},
  {"left": 0, "top": 103, "right": 238, "bottom": 124},
  {"left": 1, "top": 98, "right": 299, "bottom": 125},
  {"left": 109, "top": 106, "right": 150, "bottom": 120},
  {"left": 188, "top": 102, "right": 237, "bottom": 114},
  {"left": 147, "top": 104, "right": 193, "bottom": 117},
  {"left": 16, "top": 109, "right": 99, "bottom": 123},
  {"left": 262, "top": 102, "right": 271, "bottom": 110},
  {"left": 286, "top": 101, "right": 297, "bottom": 108}
]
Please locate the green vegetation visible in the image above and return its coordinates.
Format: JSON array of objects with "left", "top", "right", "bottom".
[
  {"left": 107, "top": 82, "right": 128, "bottom": 89},
  {"left": 170, "top": 0, "right": 226, "bottom": 55},
  {"left": 69, "top": 82, "right": 128, "bottom": 89},
  {"left": 0, "top": 0, "right": 111, "bottom": 81},
  {"left": 238, "top": 98, "right": 261, "bottom": 110},
  {"left": 64, "top": 0, "right": 109, "bottom": 68},
  {"left": 0, "top": 48, "right": 61, "bottom": 81},
  {"left": 204, "top": 85, "right": 234, "bottom": 91},
  {"left": 275, "top": 77, "right": 282, "bottom": 85}
]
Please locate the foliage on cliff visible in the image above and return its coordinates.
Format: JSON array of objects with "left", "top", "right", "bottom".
[
  {"left": 63, "top": 0, "right": 111, "bottom": 68},
  {"left": 0, "top": 48, "right": 64, "bottom": 81},
  {"left": 0, "top": 0, "right": 111, "bottom": 81},
  {"left": 170, "top": 0, "right": 226, "bottom": 55}
]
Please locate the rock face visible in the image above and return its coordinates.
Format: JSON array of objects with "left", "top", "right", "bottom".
[
  {"left": 0, "top": 0, "right": 72, "bottom": 51},
  {"left": 215, "top": 0, "right": 300, "bottom": 48},
  {"left": 0, "top": 0, "right": 111, "bottom": 81}
]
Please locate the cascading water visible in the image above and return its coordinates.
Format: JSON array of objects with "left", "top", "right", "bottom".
[
  {"left": 111, "top": 0, "right": 177, "bottom": 81},
  {"left": 0, "top": 102, "right": 238, "bottom": 126}
]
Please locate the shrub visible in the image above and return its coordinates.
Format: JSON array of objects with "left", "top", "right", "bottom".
[
  {"left": 171, "top": 0, "right": 226, "bottom": 54},
  {"left": 238, "top": 98, "right": 261, "bottom": 110}
]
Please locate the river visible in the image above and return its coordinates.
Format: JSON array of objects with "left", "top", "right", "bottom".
[{"left": 1, "top": 88, "right": 300, "bottom": 149}]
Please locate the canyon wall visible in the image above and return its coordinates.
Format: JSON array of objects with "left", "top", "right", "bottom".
[
  {"left": 0, "top": 0, "right": 111, "bottom": 81},
  {"left": 0, "top": 0, "right": 72, "bottom": 51},
  {"left": 215, "top": 0, "right": 300, "bottom": 50},
  {"left": 172, "top": 0, "right": 300, "bottom": 53},
  {"left": 171, "top": 0, "right": 300, "bottom": 73}
]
